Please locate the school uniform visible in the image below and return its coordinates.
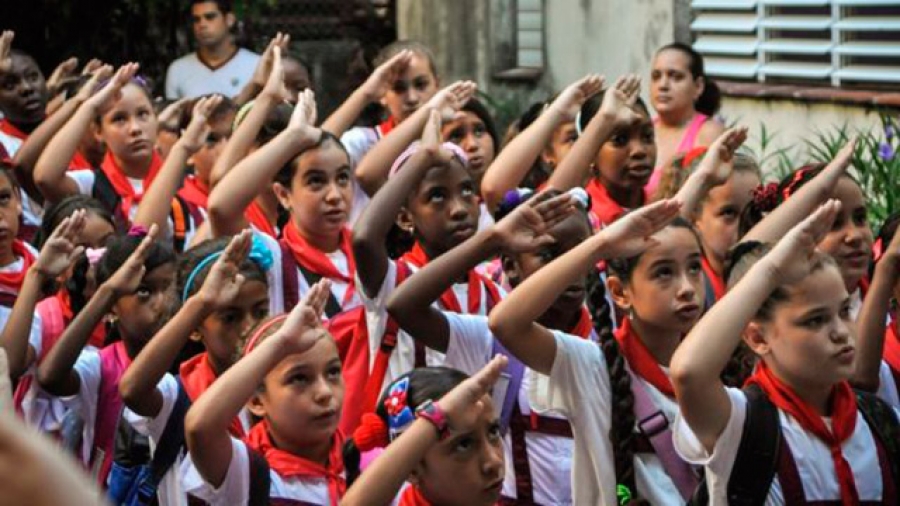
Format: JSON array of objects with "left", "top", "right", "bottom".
[
  {"left": 255, "top": 226, "right": 360, "bottom": 317},
  {"left": 584, "top": 179, "right": 650, "bottom": 229},
  {"left": 444, "top": 312, "right": 579, "bottom": 505},
  {"left": 0, "top": 241, "right": 41, "bottom": 348},
  {"left": 0, "top": 129, "right": 43, "bottom": 239},
  {"left": 179, "top": 424, "right": 345, "bottom": 505},
  {"left": 674, "top": 385, "right": 900, "bottom": 505},
  {"left": 340, "top": 121, "right": 396, "bottom": 225},
  {"left": 164, "top": 49, "right": 260, "bottom": 100},
  {"left": 529, "top": 328, "right": 688, "bottom": 505}
]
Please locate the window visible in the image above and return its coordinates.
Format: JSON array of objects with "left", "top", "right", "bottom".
[
  {"left": 691, "top": 0, "right": 900, "bottom": 87},
  {"left": 494, "top": 0, "right": 545, "bottom": 81}
]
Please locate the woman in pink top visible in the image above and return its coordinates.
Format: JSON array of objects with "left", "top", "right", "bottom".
[{"left": 647, "top": 43, "right": 725, "bottom": 195}]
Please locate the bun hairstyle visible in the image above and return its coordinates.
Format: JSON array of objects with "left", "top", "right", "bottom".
[
  {"left": 738, "top": 163, "right": 828, "bottom": 238},
  {"left": 656, "top": 43, "right": 721, "bottom": 117},
  {"left": 343, "top": 367, "right": 468, "bottom": 485}
]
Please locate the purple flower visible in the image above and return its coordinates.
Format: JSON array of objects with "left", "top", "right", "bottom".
[
  {"left": 886, "top": 124, "right": 896, "bottom": 140},
  {"left": 879, "top": 142, "right": 895, "bottom": 161}
]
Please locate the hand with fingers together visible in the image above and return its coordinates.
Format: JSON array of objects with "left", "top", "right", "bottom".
[
  {"left": 288, "top": 88, "right": 322, "bottom": 144},
  {"left": 179, "top": 95, "right": 225, "bottom": 154},
  {"left": 765, "top": 200, "right": 842, "bottom": 285},
  {"left": 437, "top": 355, "right": 509, "bottom": 433},
  {"left": 597, "top": 198, "right": 682, "bottom": 258},
  {"left": 102, "top": 224, "right": 159, "bottom": 297},
  {"left": 33, "top": 210, "right": 87, "bottom": 280},
  {"left": 197, "top": 229, "right": 253, "bottom": 310},
  {"left": 260, "top": 46, "right": 292, "bottom": 103},
  {"left": 598, "top": 74, "right": 643, "bottom": 126},
  {"left": 278, "top": 278, "right": 332, "bottom": 355},
  {"left": 426, "top": 81, "right": 478, "bottom": 123},
  {"left": 695, "top": 126, "right": 749, "bottom": 187},
  {"left": 251, "top": 33, "right": 291, "bottom": 92},
  {"left": 84, "top": 62, "right": 140, "bottom": 113},
  {"left": 493, "top": 191, "right": 577, "bottom": 255},
  {"left": 46, "top": 57, "right": 79, "bottom": 97},
  {"left": 0, "top": 31, "right": 14, "bottom": 74},
  {"left": 361, "top": 49, "right": 414, "bottom": 102},
  {"left": 548, "top": 74, "right": 605, "bottom": 123}
]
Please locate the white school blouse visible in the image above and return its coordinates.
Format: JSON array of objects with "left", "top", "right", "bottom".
[
  {"left": 673, "top": 386, "right": 899, "bottom": 505},
  {"left": 443, "top": 312, "right": 574, "bottom": 505},
  {"left": 528, "top": 331, "right": 685, "bottom": 505}
]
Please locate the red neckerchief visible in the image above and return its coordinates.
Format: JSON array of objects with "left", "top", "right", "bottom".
[
  {"left": 244, "top": 422, "right": 346, "bottom": 506},
  {"left": 884, "top": 323, "right": 900, "bottom": 376},
  {"left": 746, "top": 362, "right": 859, "bottom": 505},
  {"left": 398, "top": 486, "right": 432, "bottom": 505},
  {"left": 244, "top": 200, "right": 278, "bottom": 238},
  {"left": 377, "top": 116, "right": 397, "bottom": 138},
  {"left": 0, "top": 241, "right": 36, "bottom": 293},
  {"left": 615, "top": 317, "right": 674, "bottom": 397},
  {"left": 570, "top": 307, "right": 593, "bottom": 339},
  {"left": 401, "top": 242, "right": 486, "bottom": 314},
  {"left": 56, "top": 290, "right": 106, "bottom": 349},
  {"left": 282, "top": 220, "right": 356, "bottom": 303},
  {"left": 68, "top": 150, "right": 93, "bottom": 171},
  {"left": 585, "top": 179, "right": 648, "bottom": 227},
  {"left": 99, "top": 150, "right": 163, "bottom": 219},
  {"left": 0, "top": 119, "right": 28, "bottom": 140},
  {"left": 177, "top": 175, "right": 209, "bottom": 210},
  {"left": 701, "top": 254, "right": 726, "bottom": 301},
  {"left": 179, "top": 353, "right": 245, "bottom": 437}
]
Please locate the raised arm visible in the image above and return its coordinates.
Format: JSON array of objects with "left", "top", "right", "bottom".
[
  {"left": 488, "top": 199, "right": 680, "bottom": 374},
  {"left": 232, "top": 33, "right": 290, "bottom": 108},
  {"left": 13, "top": 67, "right": 111, "bottom": 203},
  {"left": 353, "top": 80, "right": 476, "bottom": 197},
  {"left": 184, "top": 279, "right": 330, "bottom": 488},
  {"left": 547, "top": 75, "right": 641, "bottom": 192},
  {"left": 34, "top": 63, "right": 138, "bottom": 203},
  {"left": 670, "top": 201, "right": 840, "bottom": 452},
  {"left": 0, "top": 212, "right": 85, "bottom": 380},
  {"left": 742, "top": 138, "right": 855, "bottom": 244},
  {"left": 37, "top": 225, "right": 158, "bottom": 396},
  {"left": 208, "top": 88, "right": 321, "bottom": 238},
  {"left": 134, "top": 95, "right": 222, "bottom": 234},
  {"left": 341, "top": 355, "right": 507, "bottom": 506},
  {"left": 674, "top": 127, "right": 748, "bottom": 219},
  {"left": 852, "top": 227, "right": 900, "bottom": 391},
  {"left": 120, "top": 230, "right": 250, "bottom": 417},
  {"left": 388, "top": 189, "right": 576, "bottom": 354},
  {"left": 320, "top": 50, "right": 412, "bottom": 137},
  {"left": 480, "top": 75, "right": 603, "bottom": 211}
]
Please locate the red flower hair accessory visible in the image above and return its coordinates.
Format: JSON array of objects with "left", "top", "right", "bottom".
[
  {"left": 752, "top": 182, "right": 780, "bottom": 211},
  {"left": 353, "top": 413, "right": 390, "bottom": 451}
]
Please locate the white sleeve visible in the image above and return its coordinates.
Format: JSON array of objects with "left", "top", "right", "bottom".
[
  {"left": 122, "top": 373, "right": 179, "bottom": 441},
  {"left": 180, "top": 436, "right": 250, "bottom": 506},
  {"left": 672, "top": 386, "right": 747, "bottom": 498},
  {"left": 340, "top": 127, "right": 378, "bottom": 168},
  {"left": 254, "top": 231, "right": 285, "bottom": 315},
  {"left": 71, "top": 350, "right": 102, "bottom": 462},
  {"left": 27, "top": 310, "right": 43, "bottom": 359},
  {"left": 877, "top": 361, "right": 900, "bottom": 410},
  {"left": 443, "top": 313, "right": 494, "bottom": 376},
  {"left": 66, "top": 170, "right": 96, "bottom": 197},
  {"left": 165, "top": 61, "right": 180, "bottom": 100},
  {"left": 529, "top": 330, "right": 609, "bottom": 417}
]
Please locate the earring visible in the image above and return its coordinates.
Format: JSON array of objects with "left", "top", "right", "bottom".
[{"left": 627, "top": 306, "right": 636, "bottom": 320}]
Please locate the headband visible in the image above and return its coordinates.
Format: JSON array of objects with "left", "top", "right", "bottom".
[
  {"left": 388, "top": 141, "right": 469, "bottom": 179},
  {"left": 243, "top": 314, "right": 288, "bottom": 356},
  {"left": 181, "top": 235, "right": 274, "bottom": 301}
]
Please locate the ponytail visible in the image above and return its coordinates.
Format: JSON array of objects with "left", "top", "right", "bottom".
[{"left": 657, "top": 43, "right": 721, "bottom": 117}]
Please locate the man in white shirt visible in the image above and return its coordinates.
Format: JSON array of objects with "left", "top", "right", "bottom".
[{"left": 165, "top": 0, "right": 259, "bottom": 100}]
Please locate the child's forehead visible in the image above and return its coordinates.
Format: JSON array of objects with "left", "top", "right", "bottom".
[
  {"left": 781, "top": 264, "right": 847, "bottom": 309},
  {"left": 271, "top": 337, "right": 339, "bottom": 373},
  {"left": 296, "top": 143, "right": 350, "bottom": 172},
  {"left": 9, "top": 53, "right": 42, "bottom": 75},
  {"left": 639, "top": 226, "right": 701, "bottom": 261},
  {"left": 418, "top": 159, "right": 470, "bottom": 185}
]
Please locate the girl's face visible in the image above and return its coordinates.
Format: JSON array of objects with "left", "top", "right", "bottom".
[
  {"left": 694, "top": 171, "right": 760, "bottom": 266},
  {"left": 190, "top": 114, "right": 233, "bottom": 185},
  {"left": 0, "top": 54, "right": 47, "bottom": 125},
  {"left": 253, "top": 338, "right": 343, "bottom": 455},
  {"left": 509, "top": 213, "right": 591, "bottom": 318},
  {"left": 752, "top": 265, "right": 855, "bottom": 391},
  {"left": 541, "top": 121, "right": 578, "bottom": 170},
  {"left": 612, "top": 226, "right": 704, "bottom": 333},
  {"left": 0, "top": 175, "right": 22, "bottom": 265},
  {"left": 283, "top": 58, "right": 312, "bottom": 97},
  {"left": 595, "top": 109, "right": 656, "bottom": 193},
  {"left": 113, "top": 262, "right": 177, "bottom": 348},
  {"left": 816, "top": 178, "right": 873, "bottom": 291},
  {"left": 650, "top": 49, "right": 702, "bottom": 117},
  {"left": 78, "top": 212, "right": 115, "bottom": 248},
  {"left": 441, "top": 111, "right": 496, "bottom": 191},
  {"left": 97, "top": 84, "right": 159, "bottom": 166},
  {"left": 412, "top": 394, "right": 504, "bottom": 506},
  {"left": 400, "top": 161, "right": 479, "bottom": 256},
  {"left": 382, "top": 53, "right": 438, "bottom": 123},
  {"left": 275, "top": 143, "right": 353, "bottom": 243},
  {"left": 199, "top": 279, "right": 269, "bottom": 371}
]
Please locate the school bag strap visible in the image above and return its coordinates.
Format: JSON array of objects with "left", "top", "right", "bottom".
[
  {"left": 144, "top": 377, "right": 192, "bottom": 496},
  {"left": 627, "top": 368, "right": 699, "bottom": 500},
  {"left": 247, "top": 446, "right": 272, "bottom": 506},
  {"left": 168, "top": 195, "right": 199, "bottom": 254},
  {"left": 491, "top": 339, "right": 525, "bottom": 434},
  {"left": 0, "top": 292, "right": 17, "bottom": 308},
  {"left": 278, "top": 239, "right": 342, "bottom": 317},
  {"left": 92, "top": 168, "right": 128, "bottom": 232},
  {"left": 855, "top": 389, "right": 900, "bottom": 492}
]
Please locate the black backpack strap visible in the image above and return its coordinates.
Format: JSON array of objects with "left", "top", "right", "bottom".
[
  {"left": 91, "top": 168, "right": 127, "bottom": 232},
  {"left": 278, "top": 239, "right": 341, "bottom": 317},
  {"left": 726, "top": 383, "right": 782, "bottom": 506},
  {"left": 247, "top": 447, "right": 271, "bottom": 506},
  {"left": 147, "top": 377, "right": 192, "bottom": 484},
  {"left": 855, "top": 389, "right": 900, "bottom": 492},
  {"left": 168, "top": 195, "right": 192, "bottom": 253}
]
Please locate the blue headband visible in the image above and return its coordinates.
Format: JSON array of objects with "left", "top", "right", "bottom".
[{"left": 181, "top": 235, "right": 274, "bottom": 301}]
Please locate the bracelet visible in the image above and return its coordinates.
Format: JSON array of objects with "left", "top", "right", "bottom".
[{"left": 415, "top": 399, "right": 449, "bottom": 440}]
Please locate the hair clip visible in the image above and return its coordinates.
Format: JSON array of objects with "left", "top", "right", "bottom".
[
  {"left": 353, "top": 413, "right": 390, "bottom": 451},
  {"left": 751, "top": 182, "right": 779, "bottom": 212},
  {"left": 501, "top": 188, "right": 534, "bottom": 210},
  {"left": 127, "top": 225, "right": 148, "bottom": 238},
  {"left": 385, "top": 377, "right": 415, "bottom": 440},
  {"left": 575, "top": 109, "right": 584, "bottom": 137},
  {"left": 249, "top": 235, "right": 274, "bottom": 272},
  {"left": 567, "top": 187, "right": 591, "bottom": 209},
  {"left": 85, "top": 247, "right": 107, "bottom": 267}
]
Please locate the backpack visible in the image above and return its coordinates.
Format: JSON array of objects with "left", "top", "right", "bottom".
[
  {"left": 106, "top": 378, "right": 191, "bottom": 505},
  {"left": 689, "top": 384, "right": 900, "bottom": 505}
]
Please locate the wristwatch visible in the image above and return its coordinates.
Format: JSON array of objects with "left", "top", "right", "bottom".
[{"left": 415, "top": 399, "right": 449, "bottom": 439}]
